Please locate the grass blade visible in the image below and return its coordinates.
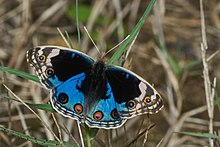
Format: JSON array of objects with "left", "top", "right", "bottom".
[
  {"left": 65, "top": 31, "right": 74, "bottom": 49},
  {"left": 76, "top": 0, "right": 81, "bottom": 50},
  {"left": 0, "top": 65, "right": 39, "bottom": 83},
  {"left": 177, "top": 131, "right": 220, "bottom": 139},
  {"left": 0, "top": 125, "right": 77, "bottom": 146},
  {"left": 0, "top": 91, "right": 55, "bottom": 112},
  {"left": 27, "top": 103, "right": 55, "bottom": 112},
  {"left": 107, "top": 0, "right": 157, "bottom": 65}
]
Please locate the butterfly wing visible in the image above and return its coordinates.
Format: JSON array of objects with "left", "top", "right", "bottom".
[
  {"left": 51, "top": 72, "right": 86, "bottom": 121},
  {"left": 26, "top": 46, "right": 94, "bottom": 89},
  {"left": 27, "top": 46, "right": 95, "bottom": 122},
  {"left": 27, "top": 46, "right": 162, "bottom": 129},
  {"left": 84, "top": 82, "right": 126, "bottom": 129},
  {"left": 105, "top": 66, "right": 163, "bottom": 119},
  {"left": 27, "top": 46, "right": 125, "bottom": 129},
  {"left": 51, "top": 71, "right": 126, "bottom": 129}
]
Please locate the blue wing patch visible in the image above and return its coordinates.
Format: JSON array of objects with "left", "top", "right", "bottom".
[
  {"left": 51, "top": 72, "right": 86, "bottom": 122},
  {"left": 52, "top": 73, "right": 125, "bottom": 128}
]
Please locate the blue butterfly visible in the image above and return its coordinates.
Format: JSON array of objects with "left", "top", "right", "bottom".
[{"left": 27, "top": 46, "right": 163, "bottom": 129}]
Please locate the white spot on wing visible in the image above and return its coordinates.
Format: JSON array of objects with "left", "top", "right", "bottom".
[
  {"left": 47, "top": 49, "right": 60, "bottom": 59},
  {"left": 137, "top": 82, "right": 146, "bottom": 101},
  {"left": 41, "top": 65, "right": 47, "bottom": 71},
  {"left": 38, "top": 50, "right": 43, "bottom": 55},
  {"left": 151, "top": 94, "right": 156, "bottom": 101},
  {"left": 136, "top": 103, "right": 142, "bottom": 109}
]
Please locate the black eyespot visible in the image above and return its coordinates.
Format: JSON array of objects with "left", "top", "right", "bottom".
[
  {"left": 74, "top": 103, "right": 83, "bottom": 114},
  {"left": 111, "top": 108, "right": 120, "bottom": 119},
  {"left": 126, "top": 100, "right": 136, "bottom": 109},
  {"left": 93, "top": 111, "right": 103, "bottom": 121},
  {"left": 143, "top": 96, "right": 151, "bottom": 103},
  {"left": 58, "top": 93, "right": 69, "bottom": 104},
  {"left": 38, "top": 55, "right": 46, "bottom": 61},
  {"left": 46, "top": 67, "right": 54, "bottom": 77}
]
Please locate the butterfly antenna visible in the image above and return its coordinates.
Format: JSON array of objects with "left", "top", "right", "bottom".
[
  {"left": 84, "top": 26, "right": 101, "bottom": 55},
  {"left": 103, "top": 35, "right": 130, "bottom": 57}
]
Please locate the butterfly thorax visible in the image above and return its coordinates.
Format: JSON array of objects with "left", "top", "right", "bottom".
[
  {"left": 80, "top": 59, "right": 108, "bottom": 113},
  {"left": 91, "top": 59, "right": 106, "bottom": 80}
]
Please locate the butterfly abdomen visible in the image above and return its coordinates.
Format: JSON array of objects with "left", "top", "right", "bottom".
[{"left": 80, "top": 59, "right": 108, "bottom": 113}]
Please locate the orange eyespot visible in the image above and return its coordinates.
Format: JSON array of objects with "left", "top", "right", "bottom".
[
  {"left": 126, "top": 100, "right": 136, "bottom": 109},
  {"left": 46, "top": 67, "right": 54, "bottom": 77},
  {"left": 143, "top": 96, "right": 151, "bottom": 103},
  {"left": 93, "top": 111, "right": 103, "bottom": 121},
  {"left": 74, "top": 104, "right": 83, "bottom": 114},
  {"left": 38, "top": 55, "right": 46, "bottom": 62},
  {"left": 111, "top": 108, "right": 120, "bottom": 119},
  {"left": 58, "top": 93, "right": 69, "bottom": 104}
]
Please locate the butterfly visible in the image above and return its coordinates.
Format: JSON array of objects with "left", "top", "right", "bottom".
[{"left": 26, "top": 46, "right": 163, "bottom": 129}]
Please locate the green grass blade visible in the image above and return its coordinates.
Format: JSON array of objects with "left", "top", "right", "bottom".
[
  {"left": 0, "top": 66, "right": 53, "bottom": 113},
  {"left": 67, "top": 4, "right": 91, "bottom": 23},
  {"left": 155, "top": 31, "right": 183, "bottom": 79},
  {"left": 27, "top": 103, "right": 55, "bottom": 112},
  {"left": 166, "top": 53, "right": 182, "bottom": 75},
  {"left": 85, "top": 125, "right": 92, "bottom": 147},
  {"left": 107, "top": 0, "right": 157, "bottom": 65},
  {"left": 76, "top": 0, "right": 81, "bottom": 50},
  {"left": 183, "top": 60, "right": 202, "bottom": 70},
  {"left": 85, "top": 125, "right": 99, "bottom": 147},
  {"left": 157, "top": 38, "right": 182, "bottom": 76},
  {"left": 0, "top": 125, "right": 77, "bottom": 146},
  {"left": 0, "top": 93, "right": 15, "bottom": 100},
  {"left": 215, "top": 88, "right": 220, "bottom": 112},
  {"left": 177, "top": 131, "right": 220, "bottom": 139},
  {"left": 0, "top": 91, "right": 55, "bottom": 112},
  {"left": 65, "top": 31, "right": 74, "bottom": 49},
  {"left": 0, "top": 65, "right": 39, "bottom": 83}
]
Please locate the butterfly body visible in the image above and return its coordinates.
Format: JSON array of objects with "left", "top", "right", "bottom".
[
  {"left": 78, "top": 59, "right": 109, "bottom": 114},
  {"left": 27, "top": 46, "right": 163, "bottom": 129}
]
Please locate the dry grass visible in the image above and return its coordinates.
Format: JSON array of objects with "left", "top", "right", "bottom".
[{"left": 0, "top": 0, "right": 220, "bottom": 146}]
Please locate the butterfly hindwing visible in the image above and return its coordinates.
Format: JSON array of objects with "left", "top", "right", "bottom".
[
  {"left": 85, "top": 82, "right": 126, "bottom": 128},
  {"left": 51, "top": 72, "right": 86, "bottom": 121},
  {"left": 51, "top": 72, "right": 125, "bottom": 128},
  {"left": 26, "top": 46, "right": 94, "bottom": 89},
  {"left": 105, "top": 66, "right": 163, "bottom": 119}
]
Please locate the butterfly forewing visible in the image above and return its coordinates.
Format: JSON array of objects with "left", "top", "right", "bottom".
[
  {"left": 105, "top": 66, "right": 163, "bottom": 118},
  {"left": 27, "top": 46, "right": 94, "bottom": 89}
]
